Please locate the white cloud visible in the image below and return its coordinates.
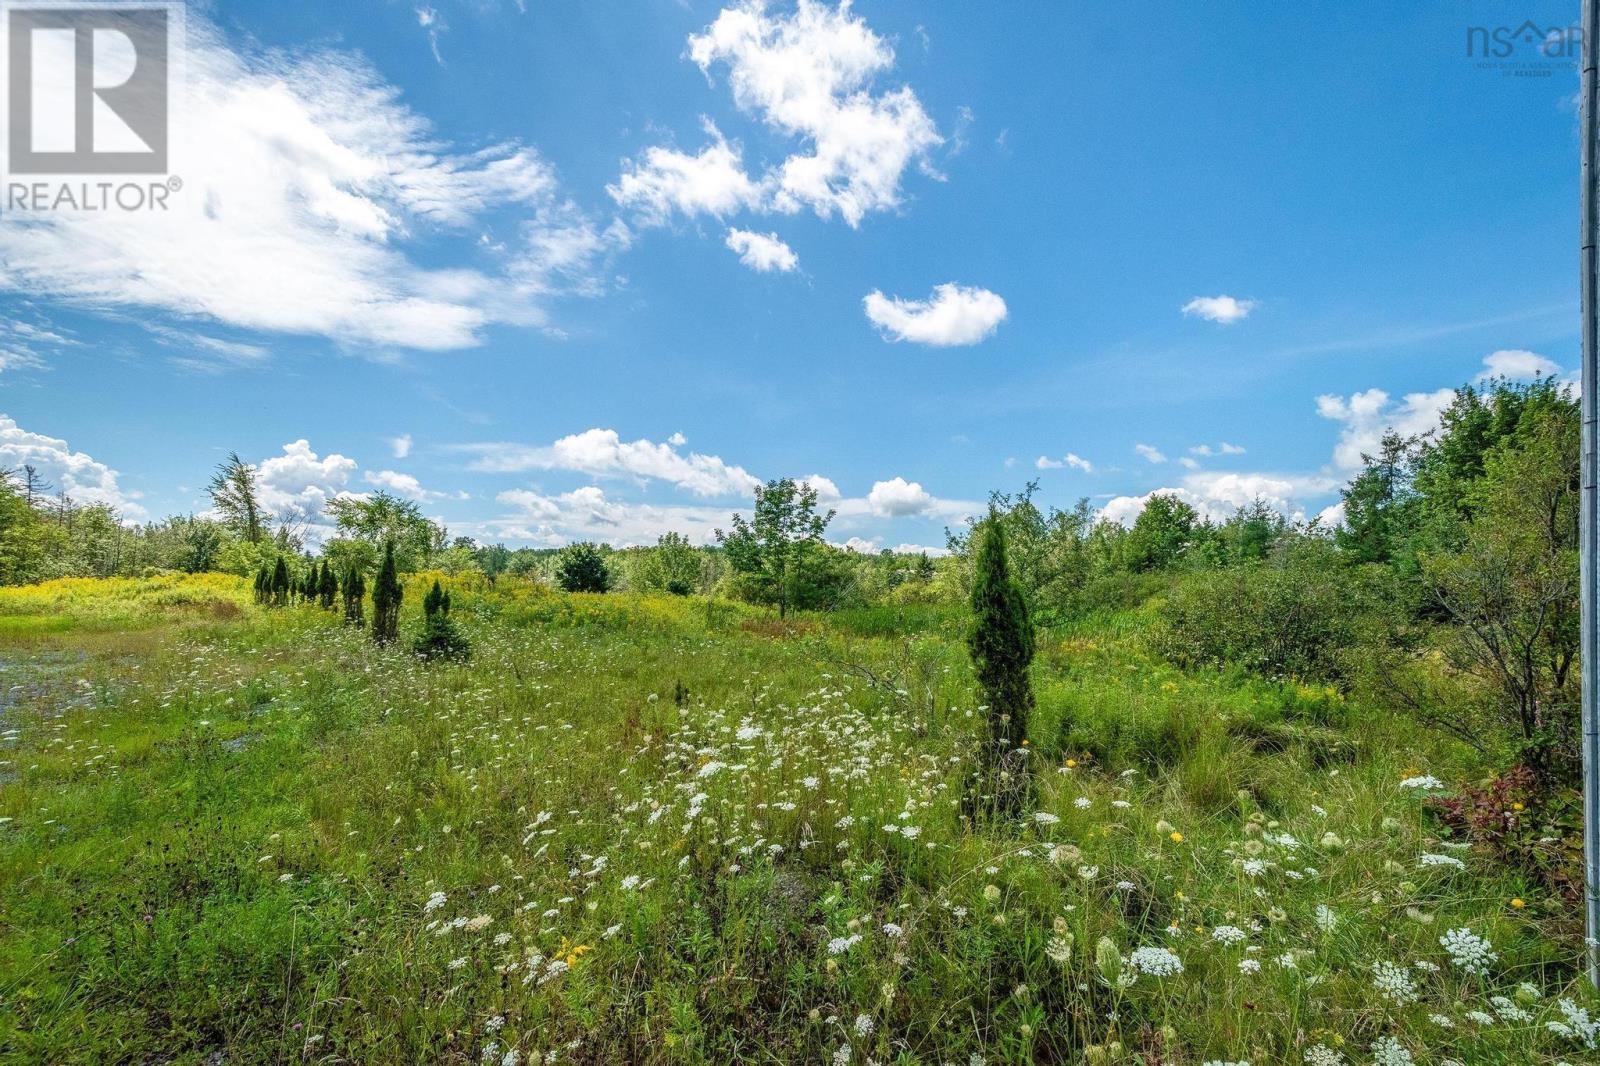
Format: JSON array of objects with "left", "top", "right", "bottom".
[
  {"left": 491, "top": 485, "right": 733, "bottom": 547},
  {"left": 1100, "top": 470, "right": 1338, "bottom": 527},
  {"left": 614, "top": 0, "right": 941, "bottom": 229},
  {"left": 458, "top": 428, "right": 760, "bottom": 497},
  {"left": 1181, "top": 295, "right": 1256, "bottom": 324},
  {"left": 255, "top": 439, "right": 358, "bottom": 523},
  {"left": 389, "top": 434, "right": 413, "bottom": 459},
  {"left": 415, "top": 5, "right": 447, "bottom": 64},
  {"left": 364, "top": 469, "right": 463, "bottom": 502},
  {"left": 1134, "top": 443, "right": 1167, "bottom": 464},
  {"left": 866, "top": 476, "right": 933, "bottom": 516},
  {"left": 1315, "top": 387, "right": 1455, "bottom": 471},
  {"left": 801, "top": 474, "right": 842, "bottom": 502},
  {"left": 1177, "top": 456, "right": 1199, "bottom": 469},
  {"left": 0, "top": 414, "right": 142, "bottom": 517},
  {"left": 608, "top": 124, "right": 765, "bottom": 223},
  {"left": 687, "top": 0, "right": 942, "bottom": 226},
  {"left": 0, "top": 19, "right": 612, "bottom": 350},
  {"left": 0, "top": 318, "right": 69, "bottom": 373},
  {"left": 1478, "top": 348, "right": 1561, "bottom": 381},
  {"left": 725, "top": 228, "right": 798, "bottom": 272},
  {"left": 1036, "top": 453, "right": 1092, "bottom": 472},
  {"left": 890, "top": 542, "right": 948, "bottom": 556},
  {"left": 1190, "top": 442, "right": 1245, "bottom": 457},
  {"left": 863, "top": 283, "right": 1007, "bottom": 346}
]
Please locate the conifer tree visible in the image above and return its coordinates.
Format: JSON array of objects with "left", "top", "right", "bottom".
[
  {"left": 270, "top": 556, "right": 290, "bottom": 607},
  {"left": 370, "top": 541, "right": 402, "bottom": 644},
  {"left": 253, "top": 564, "right": 270, "bottom": 605},
  {"left": 341, "top": 562, "right": 366, "bottom": 627},
  {"left": 318, "top": 560, "right": 338, "bottom": 608},
  {"left": 966, "top": 512, "right": 1036, "bottom": 818},
  {"left": 414, "top": 578, "right": 469, "bottom": 660}
]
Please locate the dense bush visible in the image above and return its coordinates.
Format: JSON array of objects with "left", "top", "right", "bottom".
[
  {"left": 1153, "top": 538, "right": 1383, "bottom": 683},
  {"left": 556, "top": 542, "right": 612, "bottom": 593}
]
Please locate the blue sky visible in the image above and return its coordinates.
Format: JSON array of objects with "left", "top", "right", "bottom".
[{"left": 0, "top": 0, "right": 1582, "bottom": 551}]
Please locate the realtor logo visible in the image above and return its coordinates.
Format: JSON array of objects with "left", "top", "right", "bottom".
[{"left": 5, "top": 3, "right": 170, "bottom": 174}]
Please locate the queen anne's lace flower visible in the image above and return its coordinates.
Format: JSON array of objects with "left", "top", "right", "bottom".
[
  {"left": 1546, "top": 997, "right": 1600, "bottom": 1047},
  {"left": 1126, "top": 946, "right": 1183, "bottom": 977},
  {"left": 1371, "top": 960, "right": 1419, "bottom": 1003},
  {"left": 1370, "top": 1036, "right": 1414, "bottom": 1066},
  {"left": 1439, "top": 927, "right": 1497, "bottom": 976}
]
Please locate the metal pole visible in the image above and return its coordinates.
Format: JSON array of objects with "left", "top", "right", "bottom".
[{"left": 1581, "top": 0, "right": 1600, "bottom": 990}]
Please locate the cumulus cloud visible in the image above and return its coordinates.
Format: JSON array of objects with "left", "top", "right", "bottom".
[
  {"left": 458, "top": 428, "right": 760, "bottom": 497},
  {"left": 1181, "top": 295, "right": 1255, "bottom": 324},
  {"left": 613, "top": 0, "right": 940, "bottom": 228},
  {"left": 725, "top": 228, "right": 799, "bottom": 272},
  {"left": 608, "top": 124, "right": 765, "bottom": 223},
  {"left": 1036, "top": 453, "right": 1092, "bottom": 472},
  {"left": 1134, "top": 443, "right": 1167, "bottom": 464},
  {"left": 863, "top": 283, "right": 1007, "bottom": 346},
  {"left": 1478, "top": 348, "right": 1562, "bottom": 381},
  {"left": 1100, "top": 470, "right": 1336, "bottom": 527},
  {"left": 490, "top": 485, "right": 733, "bottom": 547},
  {"left": 389, "top": 434, "right": 413, "bottom": 459},
  {"left": 866, "top": 476, "right": 933, "bottom": 516},
  {"left": 801, "top": 474, "right": 842, "bottom": 502},
  {"left": 255, "top": 439, "right": 358, "bottom": 524},
  {"left": 1315, "top": 387, "right": 1455, "bottom": 471},
  {"left": 0, "top": 414, "right": 142, "bottom": 517},
  {"left": 0, "top": 18, "right": 613, "bottom": 351}
]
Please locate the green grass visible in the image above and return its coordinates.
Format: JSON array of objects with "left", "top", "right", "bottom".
[{"left": 0, "top": 575, "right": 1595, "bottom": 1064}]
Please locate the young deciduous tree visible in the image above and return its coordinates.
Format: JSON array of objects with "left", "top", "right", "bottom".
[
  {"left": 556, "top": 542, "right": 611, "bottom": 593},
  {"left": 1125, "top": 493, "right": 1198, "bottom": 572},
  {"left": 632, "top": 532, "right": 701, "bottom": 595},
  {"left": 967, "top": 513, "right": 1036, "bottom": 818},
  {"left": 208, "top": 452, "right": 266, "bottom": 544},
  {"left": 716, "top": 478, "right": 835, "bottom": 619},
  {"left": 325, "top": 492, "right": 445, "bottom": 572},
  {"left": 371, "top": 541, "right": 402, "bottom": 644},
  {"left": 1419, "top": 402, "right": 1578, "bottom": 787}
]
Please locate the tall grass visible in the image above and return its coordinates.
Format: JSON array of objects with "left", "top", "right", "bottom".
[{"left": 0, "top": 575, "right": 1594, "bottom": 1064}]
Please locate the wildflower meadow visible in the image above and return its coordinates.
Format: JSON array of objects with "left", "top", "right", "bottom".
[{"left": 0, "top": 571, "right": 1594, "bottom": 1064}]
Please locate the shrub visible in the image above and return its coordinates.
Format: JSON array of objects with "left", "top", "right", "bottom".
[
  {"left": 1153, "top": 538, "right": 1381, "bottom": 684},
  {"left": 413, "top": 580, "right": 469, "bottom": 660},
  {"left": 557, "top": 542, "right": 611, "bottom": 593}
]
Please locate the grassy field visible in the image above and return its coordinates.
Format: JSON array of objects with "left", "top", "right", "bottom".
[{"left": 1, "top": 575, "right": 1596, "bottom": 1064}]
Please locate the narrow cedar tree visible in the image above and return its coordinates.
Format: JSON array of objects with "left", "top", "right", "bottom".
[
  {"left": 342, "top": 563, "right": 366, "bottom": 627},
  {"left": 370, "top": 541, "right": 403, "bottom": 644},
  {"left": 270, "top": 556, "right": 290, "bottom": 607},
  {"left": 318, "top": 560, "right": 338, "bottom": 609},
  {"left": 967, "top": 513, "right": 1036, "bottom": 818}
]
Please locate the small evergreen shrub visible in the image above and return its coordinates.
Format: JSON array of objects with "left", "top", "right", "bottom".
[{"left": 413, "top": 580, "right": 469, "bottom": 661}]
